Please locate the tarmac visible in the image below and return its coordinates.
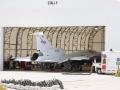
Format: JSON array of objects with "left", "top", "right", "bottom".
[{"left": 0, "top": 71, "right": 120, "bottom": 90}]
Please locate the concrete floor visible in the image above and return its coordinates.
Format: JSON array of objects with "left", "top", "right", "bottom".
[{"left": 0, "top": 71, "right": 120, "bottom": 90}]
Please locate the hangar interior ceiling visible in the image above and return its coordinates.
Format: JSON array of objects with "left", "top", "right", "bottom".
[{"left": 4, "top": 26, "right": 105, "bottom": 61}]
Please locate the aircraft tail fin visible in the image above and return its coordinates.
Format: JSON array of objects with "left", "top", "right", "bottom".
[{"left": 33, "top": 32, "right": 53, "bottom": 52}]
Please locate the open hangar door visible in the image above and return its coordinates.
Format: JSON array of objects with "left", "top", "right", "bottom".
[{"left": 3, "top": 26, "right": 105, "bottom": 71}]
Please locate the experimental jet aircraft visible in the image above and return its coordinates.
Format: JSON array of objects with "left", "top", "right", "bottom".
[{"left": 15, "top": 32, "right": 98, "bottom": 63}]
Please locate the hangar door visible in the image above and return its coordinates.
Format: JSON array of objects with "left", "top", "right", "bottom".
[{"left": 4, "top": 26, "right": 105, "bottom": 61}]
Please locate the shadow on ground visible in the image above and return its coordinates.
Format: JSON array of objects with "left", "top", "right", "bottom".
[{"left": 62, "top": 72, "right": 92, "bottom": 75}]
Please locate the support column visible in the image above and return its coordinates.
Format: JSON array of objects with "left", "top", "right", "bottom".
[{"left": 0, "top": 27, "right": 3, "bottom": 71}]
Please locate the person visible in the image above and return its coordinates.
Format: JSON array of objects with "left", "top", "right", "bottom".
[{"left": 8, "top": 55, "right": 14, "bottom": 69}]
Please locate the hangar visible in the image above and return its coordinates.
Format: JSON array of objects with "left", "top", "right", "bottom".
[{"left": 3, "top": 26, "right": 105, "bottom": 71}]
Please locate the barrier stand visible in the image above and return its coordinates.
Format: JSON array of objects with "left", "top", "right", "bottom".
[
  {"left": 115, "top": 59, "right": 120, "bottom": 77},
  {"left": 115, "top": 65, "right": 120, "bottom": 77}
]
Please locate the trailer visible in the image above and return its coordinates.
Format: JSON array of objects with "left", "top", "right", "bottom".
[{"left": 93, "top": 51, "right": 120, "bottom": 74}]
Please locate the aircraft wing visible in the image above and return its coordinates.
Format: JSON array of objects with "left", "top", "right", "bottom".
[
  {"left": 36, "top": 59, "right": 58, "bottom": 63},
  {"left": 66, "top": 51, "right": 98, "bottom": 61},
  {"left": 15, "top": 57, "right": 31, "bottom": 62},
  {"left": 35, "top": 56, "right": 68, "bottom": 63},
  {"left": 69, "top": 56, "right": 89, "bottom": 60}
]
